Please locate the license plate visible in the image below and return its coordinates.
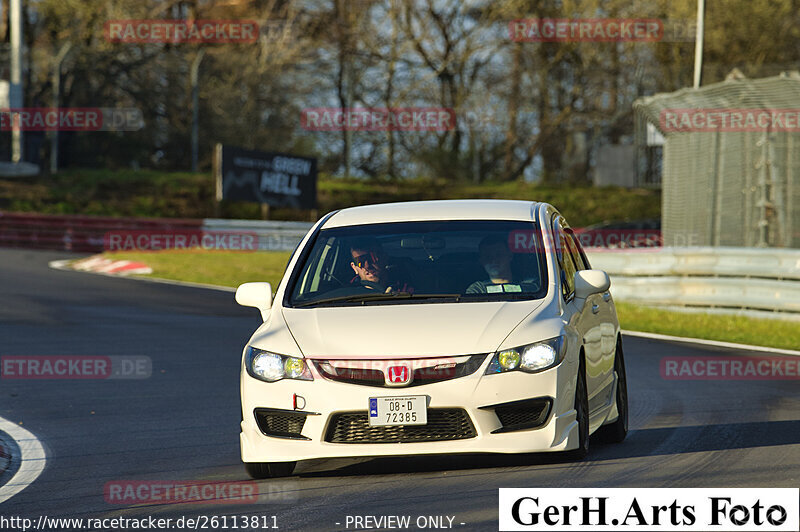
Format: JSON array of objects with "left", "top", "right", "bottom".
[{"left": 368, "top": 396, "right": 427, "bottom": 426}]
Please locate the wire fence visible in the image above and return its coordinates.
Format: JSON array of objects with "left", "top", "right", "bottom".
[{"left": 634, "top": 71, "right": 800, "bottom": 248}]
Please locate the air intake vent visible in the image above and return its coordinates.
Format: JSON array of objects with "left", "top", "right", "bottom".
[
  {"left": 254, "top": 408, "right": 311, "bottom": 440},
  {"left": 325, "top": 408, "right": 476, "bottom": 443},
  {"left": 481, "top": 398, "right": 552, "bottom": 433}
]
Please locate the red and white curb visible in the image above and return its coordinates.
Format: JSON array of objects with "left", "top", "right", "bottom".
[
  {"left": 49, "top": 258, "right": 234, "bottom": 292},
  {"left": 51, "top": 256, "right": 152, "bottom": 275}
]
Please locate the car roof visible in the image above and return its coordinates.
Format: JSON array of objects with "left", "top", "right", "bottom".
[{"left": 323, "top": 199, "right": 542, "bottom": 228}]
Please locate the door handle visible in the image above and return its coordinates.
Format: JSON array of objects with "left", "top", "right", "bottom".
[
  {"left": 602, "top": 292, "right": 611, "bottom": 302},
  {"left": 591, "top": 304, "right": 600, "bottom": 314}
]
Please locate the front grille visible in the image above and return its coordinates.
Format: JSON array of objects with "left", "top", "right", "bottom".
[
  {"left": 314, "top": 355, "right": 487, "bottom": 388},
  {"left": 487, "top": 398, "right": 552, "bottom": 433},
  {"left": 254, "top": 408, "right": 309, "bottom": 440},
  {"left": 314, "top": 363, "right": 384, "bottom": 386},
  {"left": 411, "top": 355, "right": 486, "bottom": 385},
  {"left": 325, "top": 408, "right": 476, "bottom": 443}
]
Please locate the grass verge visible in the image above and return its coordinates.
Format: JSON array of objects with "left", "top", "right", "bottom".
[
  {"left": 100, "top": 250, "right": 800, "bottom": 352},
  {"left": 614, "top": 302, "right": 800, "bottom": 352},
  {"left": 102, "top": 249, "right": 292, "bottom": 288}
]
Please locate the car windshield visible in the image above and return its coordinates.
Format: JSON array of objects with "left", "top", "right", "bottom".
[{"left": 287, "top": 220, "right": 547, "bottom": 307}]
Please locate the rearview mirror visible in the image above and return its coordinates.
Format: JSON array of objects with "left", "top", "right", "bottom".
[
  {"left": 400, "top": 236, "right": 446, "bottom": 249},
  {"left": 235, "top": 282, "right": 273, "bottom": 321},
  {"left": 574, "top": 270, "right": 610, "bottom": 300}
]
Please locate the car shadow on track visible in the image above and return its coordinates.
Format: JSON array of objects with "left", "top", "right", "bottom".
[
  {"left": 295, "top": 419, "right": 800, "bottom": 478},
  {"left": 589, "top": 419, "right": 800, "bottom": 461},
  {"left": 296, "top": 450, "right": 587, "bottom": 478}
]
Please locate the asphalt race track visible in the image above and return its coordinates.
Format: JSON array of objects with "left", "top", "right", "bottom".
[{"left": 1, "top": 248, "right": 798, "bottom": 531}]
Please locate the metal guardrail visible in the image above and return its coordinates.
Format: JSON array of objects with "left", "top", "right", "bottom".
[
  {"left": 586, "top": 246, "right": 800, "bottom": 280},
  {"left": 0, "top": 212, "right": 312, "bottom": 253},
  {"left": 600, "top": 276, "right": 800, "bottom": 313},
  {"left": 586, "top": 247, "right": 800, "bottom": 314},
  {"left": 0, "top": 212, "right": 201, "bottom": 252},
  {"left": 201, "top": 219, "right": 312, "bottom": 251}
]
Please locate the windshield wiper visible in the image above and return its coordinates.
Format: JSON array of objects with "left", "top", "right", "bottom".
[
  {"left": 294, "top": 292, "right": 462, "bottom": 307},
  {"left": 390, "top": 292, "right": 462, "bottom": 301}
]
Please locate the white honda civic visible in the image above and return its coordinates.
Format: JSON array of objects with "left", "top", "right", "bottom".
[{"left": 236, "top": 199, "right": 628, "bottom": 478}]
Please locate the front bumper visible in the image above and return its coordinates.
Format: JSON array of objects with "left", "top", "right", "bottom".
[{"left": 240, "top": 356, "right": 580, "bottom": 463}]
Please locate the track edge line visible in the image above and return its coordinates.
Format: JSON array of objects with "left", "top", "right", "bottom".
[
  {"left": 621, "top": 329, "right": 800, "bottom": 356},
  {"left": 0, "top": 417, "right": 47, "bottom": 505}
]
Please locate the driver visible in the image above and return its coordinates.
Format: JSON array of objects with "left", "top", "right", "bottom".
[
  {"left": 350, "top": 238, "right": 414, "bottom": 293},
  {"left": 466, "top": 235, "right": 539, "bottom": 294}
]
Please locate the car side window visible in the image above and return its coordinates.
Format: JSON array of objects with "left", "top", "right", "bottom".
[
  {"left": 569, "top": 231, "right": 592, "bottom": 270},
  {"left": 565, "top": 229, "right": 588, "bottom": 271},
  {"left": 552, "top": 219, "right": 577, "bottom": 300}
]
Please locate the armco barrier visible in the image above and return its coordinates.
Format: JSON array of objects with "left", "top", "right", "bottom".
[
  {"left": 0, "top": 212, "right": 311, "bottom": 253},
  {"left": 586, "top": 246, "right": 800, "bottom": 281},
  {"left": 0, "top": 212, "right": 202, "bottom": 253},
  {"left": 586, "top": 247, "right": 800, "bottom": 314},
  {"left": 201, "top": 219, "right": 312, "bottom": 251}
]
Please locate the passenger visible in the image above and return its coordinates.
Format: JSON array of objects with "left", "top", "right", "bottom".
[{"left": 466, "top": 235, "right": 539, "bottom": 294}]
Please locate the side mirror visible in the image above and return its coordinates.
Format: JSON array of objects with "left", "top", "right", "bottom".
[
  {"left": 574, "top": 270, "right": 610, "bottom": 300},
  {"left": 235, "top": 282, "right": 273, "bottom": 321}
]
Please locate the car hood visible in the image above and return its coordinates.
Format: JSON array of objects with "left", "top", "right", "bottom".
[{"left": 281, "top": 300, "right": 544, "bottom": 359}]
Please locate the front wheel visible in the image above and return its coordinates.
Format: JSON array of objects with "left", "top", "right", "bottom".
[
  {"left": 244, "top": 461, "right": 296, "bottom": 479},
  {"left": 596, "top": 339, "right": 628, "bottom": 443},
  {"left": 566, "top": 355, "right": 589, "bottom": 460}
]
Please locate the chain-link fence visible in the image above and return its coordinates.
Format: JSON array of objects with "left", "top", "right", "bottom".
[{"left": 634, "top": 71, "right": 800, "bottom": 248}]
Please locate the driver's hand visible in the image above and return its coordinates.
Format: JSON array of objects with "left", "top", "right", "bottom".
[{"left": 384, "top": 286, "right": 394, "bottom": 294}]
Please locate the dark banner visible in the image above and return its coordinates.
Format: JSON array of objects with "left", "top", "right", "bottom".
[{"left": 218, "top": 145, "right": 317, "bottom": 209}]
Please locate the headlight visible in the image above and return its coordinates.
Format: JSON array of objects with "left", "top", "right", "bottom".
[
  {"left": 521, "top": 343, "right": 557, "bottom": 372},
  {"left": 486, "top": 336, "right": 565, "bottom": 375},
  {"left": 252, "top": 351, "right": 284, "bottom": 381},
  {"left": 245, "top": 346, "right": 313, "bottom": 382},
  {"left": 497, "top": 349, "right": 521, "bottom": 370}
]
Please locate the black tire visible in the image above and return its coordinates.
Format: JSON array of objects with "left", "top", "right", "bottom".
[
  {"left": 244, "top": 461, "right": 296, "bottom": 479},
  {"left": 567, "top": 355, "right": 590, "bottom": 460},
  {"left": 596, "top": 339, "right": 629, "bottom": 444}
]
